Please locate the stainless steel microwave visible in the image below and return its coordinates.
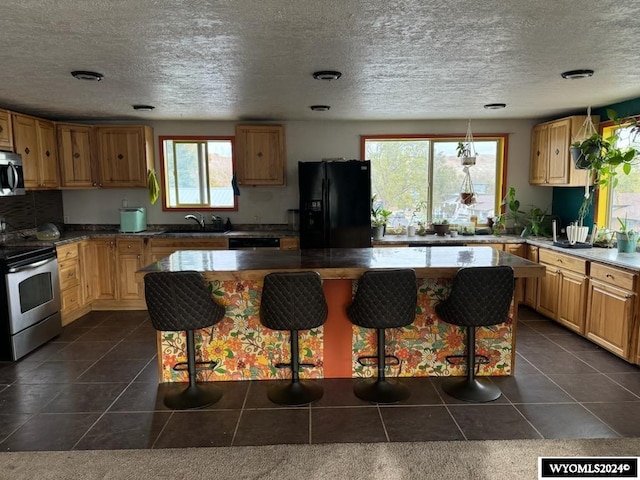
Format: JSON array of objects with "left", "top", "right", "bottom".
[{"left": 0, "top": 151, "right": 25, "bottom": 196}]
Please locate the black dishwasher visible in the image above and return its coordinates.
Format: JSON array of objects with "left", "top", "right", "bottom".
[{"left": 228, "top": 237, "right": 280, "bottom": 250}]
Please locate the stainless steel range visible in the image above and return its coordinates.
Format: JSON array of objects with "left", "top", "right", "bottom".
[{"left": 0, "top": 245, "right": 61, "bottom": 360}]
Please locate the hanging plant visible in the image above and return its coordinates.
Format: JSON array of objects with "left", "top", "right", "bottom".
[
  {"left": 459, "top": 166, "right": 476, "bottom": 205},
  {"left": 457, "top": 120, "right": 477, "bottom": 166}
]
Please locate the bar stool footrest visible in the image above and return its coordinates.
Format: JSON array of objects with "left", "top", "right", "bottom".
[
  {"left": 172, "top": 360, "right": 218, "bottom": 372},
  {"left": 357, "top": 354, "right": 400, "bottom": 367},
  {"left": 274, "top": 362, "right": 315, "bottom": 370}
]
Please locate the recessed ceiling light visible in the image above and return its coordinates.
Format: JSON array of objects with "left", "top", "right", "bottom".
[
  {"left": 70, "top": 70, "right": 104, "bottom": 81},
  {"left": 484, "top": 103, "right": 506, "bottom": 110},
  {"left": 132, "top": 104, "right": 155, "bottom": 112},
  {"left": 312, "top": 71, "right": 342, "bottom": 81},
  {"left": 560, "top": 69, "right": 594, "bottom": 80},
  {"left": 310, "top": 105, "right": 331, "bottom": 111}
]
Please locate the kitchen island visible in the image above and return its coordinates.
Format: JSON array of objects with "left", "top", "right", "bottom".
[{"left": 142, "top": 246, "right": 545, "bottom": 383}]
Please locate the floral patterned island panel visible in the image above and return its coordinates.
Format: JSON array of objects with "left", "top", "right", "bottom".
[{"left": 158, "top": 277, "right": 514, "bottom": 382}]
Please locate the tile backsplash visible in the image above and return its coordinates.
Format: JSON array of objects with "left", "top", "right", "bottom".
[{"left": 0, "top": 190, "right": 64, "bottom": 232}]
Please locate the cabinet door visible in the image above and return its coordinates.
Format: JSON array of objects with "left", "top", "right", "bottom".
[
  {"left": 58, "top": 124, "right": 95, "bottom": 188},
  {"left": 556, "top": 269, "right": 588, "bottom": 334},
  {"left": 585, "top": 279, "right": 635, "bottom": 359},
  {"left": 117, "top": 239, "right": 145, "bottom": 301},
  {"left": 235, "top": 125, "right": 286, "bottom": 186},
  {"left": 95, "top": 126, "right": 149, "bottom": 187},
  {"left": 547, "top": 119, "right": 571, "bottom": 185},
  {"left": 92, "top": 239, "right": 117, "bottom": 300},
  {"left": 536, "top": 263, "right": 559, "bottom": 319},
  {"left": 529, "top": 124, "right": 548, "bottom": 185},
  {"left": 0, "top": 109, "right": 13, "bottom": 151},
  {"left": 12, "top": 114, "right": 40, "bottom": 188},
  {"left": 524, "top": 246, "right": 539, "bottom": 307},
  {"left": 36, "top": 120, "right": 60, "bottom": 188},
  {"left": 79, "top": 240, "right": 96, "bottom": 305}
]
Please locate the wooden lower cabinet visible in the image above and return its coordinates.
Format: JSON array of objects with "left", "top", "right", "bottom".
[
  {"left": 536, "top": 248, "right": 588, "bottom": 334},
  {"left": 279, "top": 237, "right": 299, "bottom": 250},
  {"left": 92, "top": 238, "right": 117, "bottom": 301},
  {"left": 585, "top": 263, "right": 637, "bottom": 360},
  {"left": 524, "top": 245, "right": 539, "bottom": 307},
  {"left": 57, "top": 241, "right": 92, "bottom": 325},
  {"left": 117, "top": 238, "right": 145, "bottom": 303}
]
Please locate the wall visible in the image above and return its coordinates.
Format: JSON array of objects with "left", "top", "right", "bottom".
[{"left": 62, "top": 118, "right": 548, "bottom": 226}]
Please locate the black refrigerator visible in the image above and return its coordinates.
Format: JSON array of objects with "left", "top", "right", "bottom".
[{"left": 298, "top": 160, "right": 372, "bottom": 249}]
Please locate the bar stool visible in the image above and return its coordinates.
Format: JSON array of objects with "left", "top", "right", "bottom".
[
  {"left": 259, "top": 271, "right": 328, "bottom": 405},
  {"left": 435, "top": 266, "right": 514, "bottom": 403},
  {"left": 144, "top": 271, "right": 226, "bottom": 410},
  {"left": 347, "top": 269, "right": 417, "bottom": 403}
]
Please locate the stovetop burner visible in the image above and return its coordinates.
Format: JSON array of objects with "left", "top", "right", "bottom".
[{"left": 0, "top": 245, "right": 57, "bottom": 271}]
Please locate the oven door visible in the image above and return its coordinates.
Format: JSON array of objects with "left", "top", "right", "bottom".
[{"left": 5, "top": 256, "right": 60, "bottom": 334}]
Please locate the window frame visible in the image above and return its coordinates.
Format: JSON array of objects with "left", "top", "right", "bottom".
[
  {"left": 596, "top": 119, "right": 640, "bottom": 230},
  {"left": 158, "top": 135, "right": 238, "bottom": 212},
  {"left": 360, "top": 133, "right": 509, "bottom": 226}
]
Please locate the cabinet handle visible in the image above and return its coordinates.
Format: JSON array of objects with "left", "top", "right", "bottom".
[
  {"left": 25, "top": 147, "right": 30, "bottom": 155},
  {"left": 555, "top": 148, "right": 560, "bottom": 155},
  {"left": 606, "top": 274, "right": 614, "bottom": 279},
  {"left": 0, "top": 125, "right": 3, "bottom": 133},
  {"left": 257, "top": 151, "right": 263, "bottom": 158},
  {"left": 127, "top": 244, "right": 131, "bottom": 249},
  {"left": 73, "top": 152, "right": 80, "bottom": 159},
  {"left": 45, "top": 150, "right": 50, "bottom": 157},
  {"left": 117, "top": 154, "right": 124, "bottom": 160}
]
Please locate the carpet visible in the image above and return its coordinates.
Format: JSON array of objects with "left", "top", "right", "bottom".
[{"left": 1, "top": 438, "right": 639, "bottom": 480}]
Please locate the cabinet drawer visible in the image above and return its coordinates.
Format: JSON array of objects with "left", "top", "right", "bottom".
[
  {"left": 57, "top": 243, "right": 79, "bottom": 262},
  {"left": 590, "top": 262, "right": 636, "bottom": 291},
  {"left": 539, "top": 249, "right": 587, "bottom": 274},
  {"left": 61, "top": 285, "right": 82, "bottom": 313},
  {"left": 117, "top": 239, "right": 144, "bottom": 254},
  {"left": 59, "top": 261, "right": 80, "bottom": 290},
  {"left": 279, "top": 237, "right": 299, "bottom": 250}
]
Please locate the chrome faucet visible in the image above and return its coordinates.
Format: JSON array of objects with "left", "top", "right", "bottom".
[{"left": 185, "top": 212, "right": 205, "bottom": 230}]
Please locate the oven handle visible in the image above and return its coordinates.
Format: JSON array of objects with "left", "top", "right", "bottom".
[{"left": 8, "top": 256, "right": 57, "bottom": 273}]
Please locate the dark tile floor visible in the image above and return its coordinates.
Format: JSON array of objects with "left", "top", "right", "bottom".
[{"left": 1, "top": 306, "right": 640, "bottom": 451}]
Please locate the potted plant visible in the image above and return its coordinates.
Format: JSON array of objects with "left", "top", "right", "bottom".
[
  {"left": 572, "top": 109, "right": 640, "bottom": 227},
  {"left": 498, "top": 186, "right": 526, "bottom": 235},
  {"left": 456, "top": 141, "right": 476, "bottom": 166},
  {"left": 407, "top": 201, "right": 427, "bottom": 236},
  {"left": 615, "top": 215, "right": 639, "bottom": 253},
  {"left": 371, "top": 195, "right": 392, "bottom": 240},
  {"left": 431, "top": 218, "right": 450, "bottom": 236}
]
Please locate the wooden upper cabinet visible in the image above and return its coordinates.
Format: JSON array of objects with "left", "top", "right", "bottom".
[
  {"left": 235, "top": 124, "right": 286, "bottom": 186},
  {"left": 529, "top": 123, "right": 548, "bottom": 185},
  {"left": 94, "top": 125, "right": 154, "bottom": 187},
  {"left": 58, "top": 123, "right": 96, "bottom": 188},
  {"left": 529, "top": 115, "right": 599, "bottom": 187},
  {"left": 0, "top": 109, "right": 13, "bottom": 151},
  {"left": 12, "top": 113, "right": 60, "bottom": 189}
]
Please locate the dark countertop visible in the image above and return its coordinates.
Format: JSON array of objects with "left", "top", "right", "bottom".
[{"left": 138, "top": 246, "right": 545, "bottom": 281}]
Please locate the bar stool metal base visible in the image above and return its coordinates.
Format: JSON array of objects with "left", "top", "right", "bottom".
[
  {"left": 164, "top": 383, "right": 224, "bottom": 410},
  {"left": 267, "top": 380, "right": 323, "bottom": 406},
  {"left": 354, "top": 379, "right": 410, "bottom": 404},
  {"left": 442, "top": 377, "right": 501, "bottom": 403}
]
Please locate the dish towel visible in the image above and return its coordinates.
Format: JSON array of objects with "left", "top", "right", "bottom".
[{"left": 148, "top": 169, "right": 160, "bottom": 204}]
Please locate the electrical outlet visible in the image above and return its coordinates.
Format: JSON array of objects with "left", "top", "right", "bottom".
[
  {"left": 254, "top": 215, "right": 261, "bottom": 224},
  {"left": 64, "top": 216, "right": 69, "bottom": 224}
]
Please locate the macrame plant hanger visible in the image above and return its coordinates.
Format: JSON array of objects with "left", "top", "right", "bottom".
[
  {"left": 573, "top": 107, "right": 598, "bottom": 202},
  {"left": 459, "top": 120, "right": 477, "bottom": 205}
]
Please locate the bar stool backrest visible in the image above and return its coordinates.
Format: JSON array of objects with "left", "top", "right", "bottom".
[
  {"left": 260, "top": 272, "right": 327, "bottom": 331},
  {"left": 435, "top": 266, "right": 514, "bottom": 327},
  {"left": 144, "top": 271, "right": 226, "bottom": 331},
  {"left": 347, "top": 269, "right": 417, "bottom": 329}
]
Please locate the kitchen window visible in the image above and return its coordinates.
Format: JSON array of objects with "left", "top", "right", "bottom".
[
  {"left": 159, "top": 136, "right": 237, "bottom": 211},
  {"left": 599, "top": 123, "right": 640, "bottom": 231},
  {"left": 361, "top": 135, "right": 507, "bottom": 229}
]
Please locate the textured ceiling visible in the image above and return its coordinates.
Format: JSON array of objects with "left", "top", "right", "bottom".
[{"left": 1, "top": 0, "right": 639, "bottom": 122}]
